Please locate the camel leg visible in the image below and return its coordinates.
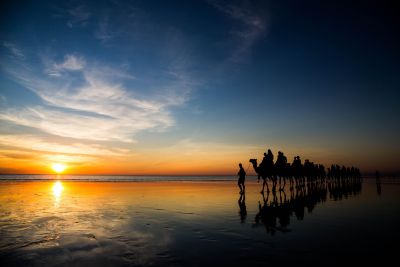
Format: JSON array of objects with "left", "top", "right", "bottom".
[
  {"left": 264, "top": 190, "right": 269, "bottom": 204},
  {"left": 260, "top": 177, "right": 267, "bottom": 193},
  {"left": 279, "top": 177, "right": 284, "bottom": 191},
  {"left": 272, "top": 177, "right": 277, "bottom": 192},
  {"left": 281, "top": 177, "right": 286, "bottom": 191}
]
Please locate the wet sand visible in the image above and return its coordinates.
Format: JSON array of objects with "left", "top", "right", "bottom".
[{"left": 0, "top": 180, "right": 399, "bottom": 266}]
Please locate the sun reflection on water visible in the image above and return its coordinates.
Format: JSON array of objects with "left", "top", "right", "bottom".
[{"left": 52, "top": 181, "right": 64, "bottom": 207}]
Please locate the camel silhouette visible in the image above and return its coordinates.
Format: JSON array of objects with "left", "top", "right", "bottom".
[{"left": 249, "top": 158, "right": 277, "bottom": 192}]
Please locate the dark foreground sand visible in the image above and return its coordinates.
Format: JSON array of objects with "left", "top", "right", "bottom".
[{"left": 0, "top": 180, "right": 399, "bottom": 266}]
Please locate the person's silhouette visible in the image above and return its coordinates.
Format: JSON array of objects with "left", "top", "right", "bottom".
[{"left": 237, "top": 163, "right": 246, "bottom": 194}]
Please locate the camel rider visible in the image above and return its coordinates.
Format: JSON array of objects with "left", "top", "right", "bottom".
[{"left": 260, "top": 152, "right": 268, "bottom": 168}]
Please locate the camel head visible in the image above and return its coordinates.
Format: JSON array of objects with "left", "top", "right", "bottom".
[
  {"left": 249, "top": 159, "right": 259, "bottom": 173},
  {"left": 249, "top": 158, "right": 257, "bottom": 165}
]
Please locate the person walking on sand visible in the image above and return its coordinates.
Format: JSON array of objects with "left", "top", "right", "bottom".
[{"left": 238, "top": 163, "right": 246, "bottom": 194}]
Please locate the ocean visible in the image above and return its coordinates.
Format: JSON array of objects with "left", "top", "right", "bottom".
[
  {"left": 0, "top": 177, "right": 399, "bottom": 266},
  {"left": 0, "top": 174, "right": 242, "bottom": 182}
]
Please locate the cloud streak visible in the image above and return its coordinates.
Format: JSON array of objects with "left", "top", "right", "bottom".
[
  {"left": 95, "top": 15, "right": 115, "bottom": 42},
  {"left": 0, "top": 134, "right": 126, "bottom": 157},
  {"left": 0, "top": 53, "right": 190, "bottom": 157},
  {"left": 2, "top": 42, "right": 25, "bottom": 59},
  {"left": 66, "top": 4, "right": 91, "bottom": 28},
  {"left": 210, "top": 1, "right": 268, "bottom": 62},
  {"left": 54, "top": 54, "right": 86, "bottom": 71},
  {"left": 52, "top": 3, "right": 91, "bottom": 28}
]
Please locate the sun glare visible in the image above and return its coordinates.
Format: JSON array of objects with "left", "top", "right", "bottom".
[
  {"left": 52, "top": 181, "right": 64, "bottom": 197},
  {"left": 52, "top": 163, "right": 66, "bottom": 173},
  {"left": 52, "top": 181, "right": 64, "bottom": 207}
]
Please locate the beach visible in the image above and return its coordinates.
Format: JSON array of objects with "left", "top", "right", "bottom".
[{"left": 0, "top": 179, "right": 399, "bottom": 266}]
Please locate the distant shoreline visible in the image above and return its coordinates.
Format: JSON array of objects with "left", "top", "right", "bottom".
[
  {"left": 0, "top": 174, "right": 252, "bottom": 182},
  {"left": 0, "top": 175, "right": 399, "bottom": 183}
]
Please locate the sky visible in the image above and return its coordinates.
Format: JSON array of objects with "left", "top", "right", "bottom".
[{"left": 0, "top": 0, "right": 399, "bottom": 175}]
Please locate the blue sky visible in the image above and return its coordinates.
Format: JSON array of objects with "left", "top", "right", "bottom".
[{"left": 1, "top": 0, "right": 399, "bottom": 174}]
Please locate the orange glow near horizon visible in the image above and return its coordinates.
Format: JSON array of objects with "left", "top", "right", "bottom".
[{"left": 0, "top": 144, "right": 397, "bottom": 175}]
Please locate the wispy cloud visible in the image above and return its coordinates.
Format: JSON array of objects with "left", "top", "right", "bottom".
[
  {"left": 209, "top": 1, "right": 268, "bottom": 62},
  {"left": 95, "top": 15, "right": 115, "bottom": 42},
  {"left": 53, "top": 3, "right": 91, "bottom": 28},
  {"left": 0, "top": 134, "right": 126, "bottom": 157},
  {"left": 54, "top": 54, "right": 86, "bottom": 70},
  {"left": 93, "top": 1, "right": 148, "bottom": 43},
  {"left": 45, "top": 54, "right": 86, "bottom": 76},
  {"left": 0, "top": 53, "right": 189, "bottom": 146},
  {"left": 66, "top": 4, "right": 91, "bottom": 28},
  {"left": 2, "top": 42, "right": 25, "bottom": 59}
]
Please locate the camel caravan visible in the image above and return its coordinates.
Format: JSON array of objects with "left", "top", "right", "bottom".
[{"left": 249, "top": 149, "right": 361, "bottom": 193}]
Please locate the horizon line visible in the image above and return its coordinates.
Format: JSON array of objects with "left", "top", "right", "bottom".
[{"left": 1, "top": 172, "right": 399, "bottom": 177}]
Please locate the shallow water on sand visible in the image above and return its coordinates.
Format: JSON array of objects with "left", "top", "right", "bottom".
[{"left": 0, "top": 179, "right": 399, "bottom": 266}]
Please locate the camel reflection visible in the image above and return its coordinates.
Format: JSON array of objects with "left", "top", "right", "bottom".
[{"left": 253, "top": 179, "right": 362, "bottom": 235}]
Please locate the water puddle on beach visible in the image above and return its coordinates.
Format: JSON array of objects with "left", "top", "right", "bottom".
[{"left": 0, "top": 179, "right": 399, "bottom": 266}]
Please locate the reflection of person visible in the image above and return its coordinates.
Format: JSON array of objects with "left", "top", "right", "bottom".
[
  {"left": 238, "top": 193, "right": 247, "bottom": 223},
  {"left": 238, "top": 163, "right": 246, "bottom": 194}
]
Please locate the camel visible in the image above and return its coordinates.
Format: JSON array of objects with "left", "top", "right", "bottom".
[{"left": 249, "top": 158, "right": 276, "bottom": 193}]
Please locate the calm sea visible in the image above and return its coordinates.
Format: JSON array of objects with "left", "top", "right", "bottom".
[
  {"left": 0, "top": 174, "right": 246, "bottom": 182},
  {"left": 0, "top": 177, "right": 399, "bottom": 266},
  {"left": 0, "top": 174, "right": 398, "bottom": 183}
]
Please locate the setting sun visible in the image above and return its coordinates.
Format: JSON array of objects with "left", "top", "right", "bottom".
[{"left": 52, "top": 163, "right": 66, "bottom": 174}]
